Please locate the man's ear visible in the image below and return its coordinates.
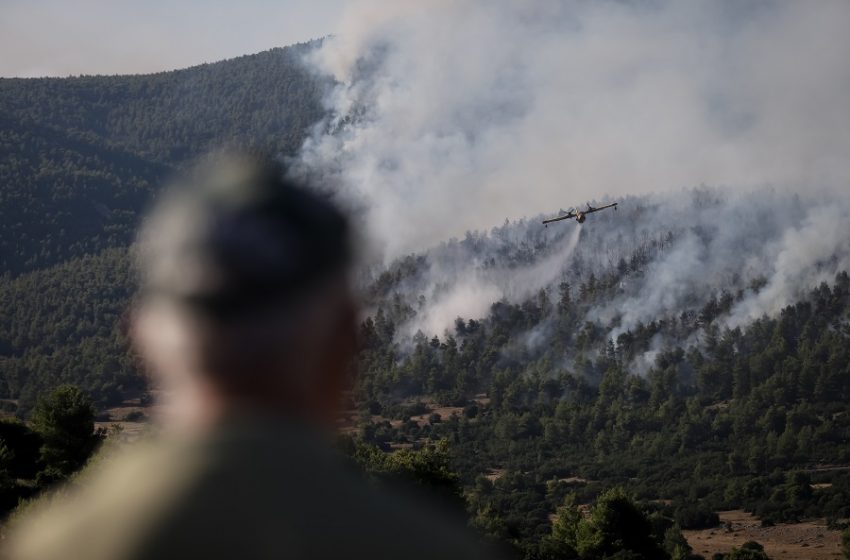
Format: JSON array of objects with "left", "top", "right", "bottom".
[{"left": 128, "top": 301, "right": 200, "bottom": 384}]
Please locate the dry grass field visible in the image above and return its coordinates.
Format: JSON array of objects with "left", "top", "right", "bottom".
[{"left": 683, "top": 510, "right": 843, "bottom": 559}]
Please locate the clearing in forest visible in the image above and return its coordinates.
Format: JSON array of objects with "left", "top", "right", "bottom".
[{"left": 683, "top": 510, "right": 842, "bottom": 559}]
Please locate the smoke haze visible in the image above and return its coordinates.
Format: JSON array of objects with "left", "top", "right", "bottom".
[
  {"left": 294, "top": 0, "right": 850, "bottom": 339},
  {"left": 300, "top": 0, "right": 850, "bottom": 259}
]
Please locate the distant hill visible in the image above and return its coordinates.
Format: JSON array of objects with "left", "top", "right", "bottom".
[
  {"left": 0, "top": 43, "right": 326, "bottom": 275},
  {"left": 0, "top": 42, "right": 329, "bottom": 411},
  {"left": 0, "top": 248, "right": 138, "bottom": 411}
]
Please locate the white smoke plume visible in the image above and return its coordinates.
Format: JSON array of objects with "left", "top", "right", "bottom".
[
  {"left": 368, "top": 188, "right": 850, "bottom": 337},
  {"left": 727, "top": 203, "right": 850, "bottom": 326},
  {"left": 296, "top": 0, "right": 850, "bottom": 335},
  {"left": 414, "top": 225, "right": 582, "bottom": 336}
]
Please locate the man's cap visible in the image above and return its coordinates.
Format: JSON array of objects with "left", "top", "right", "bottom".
[{"left": 138, "top": 153, "right": 351, "bottom": 319}]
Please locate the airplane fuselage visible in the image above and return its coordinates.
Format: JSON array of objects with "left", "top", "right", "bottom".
[{"left": 576, "top": 212, "right": 586, "bottom": 223}]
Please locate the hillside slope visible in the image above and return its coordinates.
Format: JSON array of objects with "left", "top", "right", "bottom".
[{"left": 0, "top": 43, "right": 325, "bottom": 275}]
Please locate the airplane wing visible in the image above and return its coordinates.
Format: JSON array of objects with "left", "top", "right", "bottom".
[
  {"left": 584, "top": 202, "right": 618, "bottom": 214},
  {"left": 542, "top": 210, "right": 576, "bottom": 224}
]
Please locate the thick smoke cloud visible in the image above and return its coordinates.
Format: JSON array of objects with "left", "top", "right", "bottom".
[
  {"left": 300, "top": 0, "right": 850, "bottom": 260},
  {"left": 727, "top": 202, "right": 850, "bottom": 326},
  {"left": 296, "top": 0, "right": 850, "bottom": 337},
  {"left": 415, "top": 225, "right": 582, "bottom": 336},
  {"left": 354, "top": 187, "right": 850, "bottom": 346}
]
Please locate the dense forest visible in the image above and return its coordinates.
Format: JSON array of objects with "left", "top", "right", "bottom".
[
  {"left": 0, "top": 43, "right": 326, "bottom": 410},
  {"left": 0, "top": 43, "right": 324, "bottom": 275},
  {"left": 1, "top": 42, "right": 849, "bottom": 559},
  {"left": 351, "top": 272, "right": 850, "bottom": 558}
]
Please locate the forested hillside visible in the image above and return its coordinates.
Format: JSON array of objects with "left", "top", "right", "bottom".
[
  {"left": 353, "top": 267, "right": 850, "bottom": 556},
  {"left": 0, "top": 43, "right": 327, "bottom": 412},
  {"left": 1, "top": 42, "right": 849, "bottom": 560},
  {"left": 0, "top": 249, "right": 138, "bottom": 412},
  {"left": 332, "top": 183, "right": 850, "bottom": 557},
  {"left": 0, "top": 43, "right": 324, "bottom": 274}
]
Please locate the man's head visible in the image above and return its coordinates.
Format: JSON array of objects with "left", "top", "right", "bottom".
[{"left": 133, "top": 153, "right": 357, "bottom": 428}]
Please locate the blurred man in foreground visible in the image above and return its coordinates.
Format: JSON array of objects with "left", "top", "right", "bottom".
[{"left": 8, "top": 154, "right": 494, "bottom": 560}]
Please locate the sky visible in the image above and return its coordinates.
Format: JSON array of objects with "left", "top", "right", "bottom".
[{"left": 0, "top": 0, "right": 349, "bottom": 77}]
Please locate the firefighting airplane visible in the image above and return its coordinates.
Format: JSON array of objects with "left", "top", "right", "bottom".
[{"left": 542, "top": 202, "right": 618, "bottom": 226}]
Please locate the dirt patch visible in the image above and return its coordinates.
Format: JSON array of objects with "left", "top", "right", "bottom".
[
  {"left": 336, "top": 409, "right": 361, "bottom": 435},
  {"left": 705, "top": 400, "right": 730, "bottom": 411},
  {"left": 683, "top": 510, "right": 842, "bottom": 559},
  {"left": 94, "top": 421, "right": 149, "bottom": 441},
  {"left": 103, "top": 406, "right": 147, "bottom": 421},
  {"left": 409, "top": 404, "right": 464, "bottom": 426},
  {"left": 473, "top": 393, "right": 491, "bottom": 406},
  {"left": 485, "top": 468, "right": 506, "bottom": 482},
  {"left": 558, "top": 476, "right": 588, "bottom": 485},
  {"left": 336, "top": 395, "right": 489, "bottom": 434},
  {"left": 805, "top": 465, "right": 850, "bottom": 474}
]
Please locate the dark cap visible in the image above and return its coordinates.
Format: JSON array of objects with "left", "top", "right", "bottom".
[{"left": 138, "top": 153, "right": 351, "bottom": 319}]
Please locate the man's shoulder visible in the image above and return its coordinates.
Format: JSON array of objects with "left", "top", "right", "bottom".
[
  {"left": 186, "top": 428, "right": 496, "bottom": 559},
  {"left": 6, "top": 439, "right": 206, "bottom": 560},
  {"left": 338, "top": 476, "right": 494, "bottom": 559},
  {"left": 7, "top": 426, "right": 505, "bottom": 560}
]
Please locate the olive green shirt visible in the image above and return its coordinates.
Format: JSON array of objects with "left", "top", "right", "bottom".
[{"left": 7, "top": 416, "right": 497, "bottom": 560}]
